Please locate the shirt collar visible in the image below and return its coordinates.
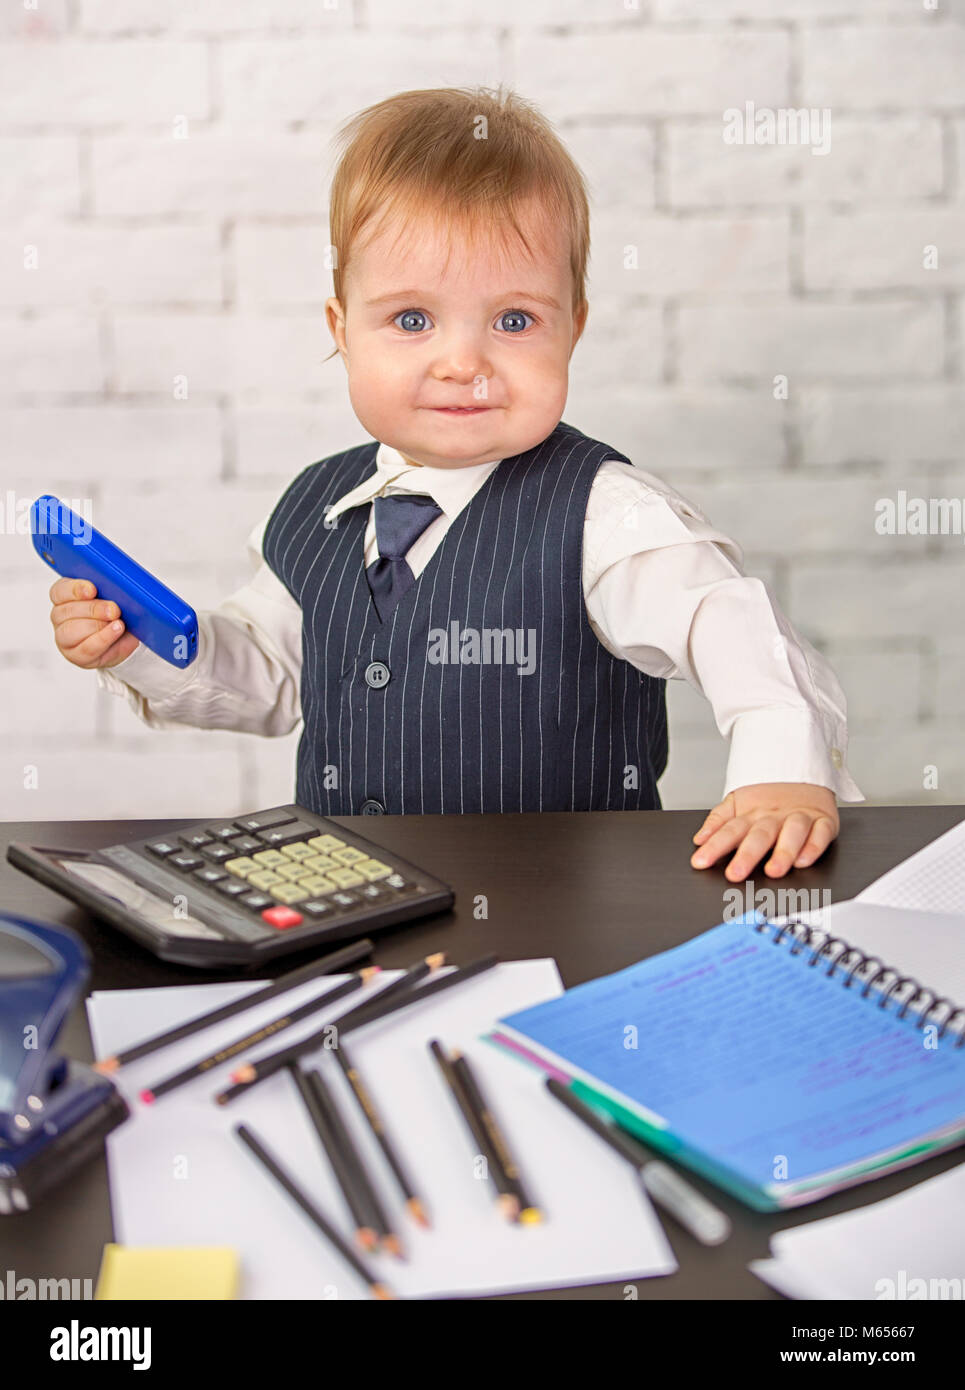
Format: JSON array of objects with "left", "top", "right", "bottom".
[{"left": 325, "top": 441, "right": 502, "bottom": 525}]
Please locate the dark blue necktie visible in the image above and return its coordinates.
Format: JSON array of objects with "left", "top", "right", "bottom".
[{"left": 365, "top": 493, "right": 443, "bottom": 622}]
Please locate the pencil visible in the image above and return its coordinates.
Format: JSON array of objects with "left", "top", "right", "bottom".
[
  {"left": 544, "top": 1078, "right": 731, "bottom": 1246},
  {"left": 234, "top": 1122, "right": 396, "bottom": 1300},
  {"left": 94, "top": 937, "right": 374, "bottom": 1074},
  {"left": 140, "top": 968, "right": 378, "bottom": 1104},
  {"left": 307, "top": 1065, "right": 404, "bottom": 1260},
  {"left": 327, "top": 951, "right": 446, "bottom": 1036},
  {"left": 219, "top": 952, "right": 496, "bottom": 1099},
  {"left": 333, "top": 1042, "right": 429, "bottom": 1227},
  {"left": 427, "top": 1039, "right": 519, "bottom": 1222},
  {"left": 450, "top": 1048, "right": 543, "bottom": 1225},
  {"left": 288, "top": 1063, "right": 378, "bottom": 1252}
]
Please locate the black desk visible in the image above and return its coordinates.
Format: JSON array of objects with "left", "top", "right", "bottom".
[{"left": 3, "top": 804, "right": 963, "bottom": 1301}]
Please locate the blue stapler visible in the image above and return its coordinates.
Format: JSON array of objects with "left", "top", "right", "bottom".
[{"left": 0, "top": 913, "right": 129, "bottom": 1213}]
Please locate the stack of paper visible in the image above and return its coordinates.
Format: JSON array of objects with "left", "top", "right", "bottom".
[{"left": 751, "top": 1162, "right": 965, "bottom": 1299}]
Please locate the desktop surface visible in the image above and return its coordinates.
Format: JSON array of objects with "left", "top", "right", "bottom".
[{"left": 2, "top": 803, "right": 962, "bottom": 1301}]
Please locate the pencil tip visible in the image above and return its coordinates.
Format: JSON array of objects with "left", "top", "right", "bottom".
[
  {"left": 518, "top": 1207, "right": 544, "bottom": 1226},
  {"left": 357, "top": 1229, "right": 378, "bottom": 1251},
  {"left": 94, "top": 1057, "right": 118, "bottom": 1075},
  {"left": 426, "top": 952, "right": 446, "bottom": 969},
  {"left": 406, "top": 1198, "right": 430, "bottom": 1228},
  {"left": 382, "top": 1235, "right": 406, "bottom": 1261},
  {"left": 371, "top": 1283, "right": 397, "bottom": 1300}
]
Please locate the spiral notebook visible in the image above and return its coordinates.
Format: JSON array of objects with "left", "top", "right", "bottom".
[{"left": 489, "top": 910, "right": 965, "bottom": 1212}]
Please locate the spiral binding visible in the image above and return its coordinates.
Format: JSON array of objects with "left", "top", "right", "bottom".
[{"left": 752, "top": 912, "right": 965, "bottom": 1048}]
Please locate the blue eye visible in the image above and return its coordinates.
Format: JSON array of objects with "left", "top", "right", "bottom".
[
  {"left": 498, "top": 310, "right": 532, "bottom": 333},
  {"left": 394, "top": 309, "right": 430, "bottom": 332}
]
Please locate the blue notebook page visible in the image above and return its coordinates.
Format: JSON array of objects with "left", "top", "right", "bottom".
[{"left": 497, "top": 919, "right": 965, "bottom": 1196}]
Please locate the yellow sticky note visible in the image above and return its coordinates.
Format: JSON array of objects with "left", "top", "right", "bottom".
[{"left": 95, "top": 1245, "right": 239, "bottom": 1300}]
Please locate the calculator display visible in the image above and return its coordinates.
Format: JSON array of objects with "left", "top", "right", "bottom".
[{"left": 56, "top": 860, "right": 222, "bottom": 939}]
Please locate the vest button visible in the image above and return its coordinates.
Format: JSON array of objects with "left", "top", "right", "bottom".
[
  {"left": 359, "top": 799, "right": 385, "bottom": 815},
  {"left": 364, "top": 661, "right": 390, "bottom": 689}
]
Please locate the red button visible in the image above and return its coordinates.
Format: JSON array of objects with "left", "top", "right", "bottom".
[{"left": 261, "top": 906, "right": 304, "bottom": 930}]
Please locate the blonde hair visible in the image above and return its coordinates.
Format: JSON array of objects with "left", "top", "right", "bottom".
[{"left": 324, "top": 85, "right": 590, "bottom": 357}]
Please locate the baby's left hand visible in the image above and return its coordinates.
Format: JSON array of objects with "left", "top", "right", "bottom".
[{"left": 690, "top": 783, "right": 839, "bottom": 883}]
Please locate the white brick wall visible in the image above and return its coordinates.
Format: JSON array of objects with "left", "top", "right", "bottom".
[{"left": 1, "top": 0, "right": 963, "bottom": 823}]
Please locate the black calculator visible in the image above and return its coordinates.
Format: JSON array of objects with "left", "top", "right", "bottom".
[{"left": 7, "top": 804, "right": 453, "bottom": 968}]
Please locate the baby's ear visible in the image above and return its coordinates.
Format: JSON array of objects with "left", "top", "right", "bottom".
[
  {"left": 571, "top": 300, "right": 588, "bottom": 350},
  {"left": 324, "top": 297, "right": 348, "bottom": 363}
]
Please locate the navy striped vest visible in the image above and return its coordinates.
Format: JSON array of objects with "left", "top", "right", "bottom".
[{"left": 262, "top": 420, "right": 668, "bottom": 815}]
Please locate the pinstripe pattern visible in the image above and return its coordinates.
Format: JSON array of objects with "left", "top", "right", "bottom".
[{"left": 262, "top": 421, "right": 668, "bottom": 815}]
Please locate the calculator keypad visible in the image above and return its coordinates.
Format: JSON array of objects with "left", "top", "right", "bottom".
[{"left": 125, "top": 806, "right": 433, "bottom": 948}]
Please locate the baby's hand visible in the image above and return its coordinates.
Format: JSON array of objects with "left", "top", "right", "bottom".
[
  {"left": 690, "top": 783, "right": 839, "bottom": 882},
  {"left": 49, "top": 577, "right": 140, "bottom": 669}
]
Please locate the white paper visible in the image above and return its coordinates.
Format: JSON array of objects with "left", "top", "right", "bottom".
[
  {"left": 750, "top": 1162, "right": 965, "bottom": 1300},
  {"left": 770, "top": 899, "right": 965, "bottom": 1005},
  {"left": 87, "top": 961, "right": 677, "bottom": 1300},
  {"left": 857, "top": 816, "right": 965, "bottom": 916}
]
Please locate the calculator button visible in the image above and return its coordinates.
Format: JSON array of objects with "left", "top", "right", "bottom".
[
  {"left": 146, "top": 840, "right": 179, "bottom": 858},
  {"left": 331, "top": 847, "right": 367, "bottom": 866},
  {"left": 252, "top": 849, "right": 287, "bottom": 868},
  {"left": 193, "top": 866, "right": 227, "bottom": 885},
  {"left": 202, "top": 843, "right": 236, "bottom": 864},
  {"left": 225, "top": 856, "right": 259, "bottom": 877},
  {"left": 256, "top": 820, "right": 316, "bottom": 847},
  {"left": 215, "top": 878, "right": 249, "bottom": 898},
  {"left": 303, "top": 854, "right": 338, "bottom": 873},
  {"left": 301, "top": 900, "right": 334, "bottom": 919},
  {"left": 226, "top": 835, "right": 262, "bottom": 855},
  {"left": 270, "top": 883, "right": 309, "bottom": 904},
  {"left": 355, "top": 858, "right": 392, "bottom": 881},
  {"left": 330, "top": 891, "right": 360, "bottom": 909},
  {"left": 325, "top": 868, "right": 364, "bottom": 888},
  {"left": 261, "top": 906, "right": 304, "bottom": 930},
  {"left": 307, "top": 835, "right": 345, "bottom": 854},
  {"left": 179, "top": 830, "right": 213, "bottom": 850},
  {"left": 240, "top": 892, "right": 274, "bottom": 912},
  {"left": 359, "top": 883, "right": 389, "bottom": 901},
  {"left": 385, "top": 873, "right": 409, "bottom": 890},
  {"left": 169, "top": 852, "right": 204, "bottom": 871},
  {"left": 281, "top": 842, "right": 314, "bottom": 861},
  {"left": 235, "top": 810, "right": 297, "bottom": 833},
  {"left": 299, "top": 876, "right": 336, "bottom": 895},
  {"left": 205, "top": 821, "right": 245, "bottom": 841},
  {"left": 248, "top": 869, "right": 284, "bottom": 890},
  {"left": 276, "top": 863, "right": 311, "bottom": 882}
]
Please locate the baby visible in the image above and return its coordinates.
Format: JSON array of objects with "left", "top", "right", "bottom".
[{"left": 49, "top": 85, "right": 863, "bottom": 884}]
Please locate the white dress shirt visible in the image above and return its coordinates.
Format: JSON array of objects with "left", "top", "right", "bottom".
[{"left": 97, "top": 441, "right": 865, "bottom": 803}]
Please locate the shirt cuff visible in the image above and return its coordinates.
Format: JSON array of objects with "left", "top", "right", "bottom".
[
  {"left": 723, "top": 707, "right": 865, "bottom": 804},
  {"left": 95, "top": 633, "right": 206, "bottom": 702}
]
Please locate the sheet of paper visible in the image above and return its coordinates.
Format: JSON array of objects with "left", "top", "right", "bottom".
[
  {"left": 87, "top": 961, "right": 676, "bottom": 1299},
  {"left": 770, "top": 899, "right": 965, "bottom": 1006},
  {"left": 750, "top": 1161, "right": 965, "bottom": 1299},
  {"left": 856, "top": 816, "right": 965, "bottom": 916}
]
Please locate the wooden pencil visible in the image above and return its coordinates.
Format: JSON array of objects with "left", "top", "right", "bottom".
[
  {"left": 140, "top": 968, "right": 378, "bottom": 1104},
  {"left": 288, "top": 1063, "right": 378, "bottom": 1252},
  {"left": 94, "top": 937, "right": 374, "bottom": 1073},
  {"left": 427, "top": 1039, "right": 519, "bottom": 1222},
  {"left": 235, "top": 1122, "right": 395, "bottom": 1300},
  {"left": 333, "top": 1042, "right": 429, "bottom": 1228},
  {"left": 449, "top": 1049, "right": 543, "bottom": 1225},
  {"left": 216, "top": 954, "right": 499, "bottom": 1102},
  {"left": 307, "top": 1065, "right": 404, "bottom": 1260}
]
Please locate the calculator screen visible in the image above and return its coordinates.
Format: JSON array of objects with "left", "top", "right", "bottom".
[{"left": 56, "top": 859, "right": 222, "bottom": 940}]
